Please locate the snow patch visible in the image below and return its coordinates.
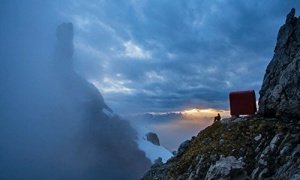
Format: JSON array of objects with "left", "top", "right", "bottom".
[
  {"left": 137, "top": 137, "right": 173, "bottom": 163},
  {"left": 131, "top": 123, "right": 173, "bottom": 163}
]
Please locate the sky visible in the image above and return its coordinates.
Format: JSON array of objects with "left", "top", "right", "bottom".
[{"left": 57, "top": 0, "right": 300, "bottom": 115}]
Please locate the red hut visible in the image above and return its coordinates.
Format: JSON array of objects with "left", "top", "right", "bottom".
[{"left": 229, "top": 90, "right": 257, "bottom": 116}]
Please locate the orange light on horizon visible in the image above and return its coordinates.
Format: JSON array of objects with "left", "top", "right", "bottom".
[
  {"left": 182, "top": 108, "right": 230, "bottom": 117},
  {"left": 182, "top": 108, "right": 199, "bottom": 114},
  {"left": 199, "top": 109, "right": 214, "bottom": 113}
]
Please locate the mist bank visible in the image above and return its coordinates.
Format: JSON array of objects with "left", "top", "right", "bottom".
[
  {"left": 125, "top": 108, "right": 230, "bottom": 151},
  {"left": 0, "top": 2, "right": 151, "bottom": 179}
]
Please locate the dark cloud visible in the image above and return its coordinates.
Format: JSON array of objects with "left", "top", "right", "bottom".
[{"left": 66, "top": 0, "right": 300, "bottom": 114}]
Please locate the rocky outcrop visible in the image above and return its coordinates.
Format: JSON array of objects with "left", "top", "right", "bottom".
[
  {"left": 146, "top": 132, "right": 160, "bottom": 146},
  {"left": 251, "top": 131, "right": 300, "bottom": 179},
  {"left": 204, "top": 156, "right": 245, "bottom": 180},
  {"left": 259, "top": 8, "right": 300, "bottom": 118},
  {"left": 177, "top": 140, "right": 191, "bottom": 156}
]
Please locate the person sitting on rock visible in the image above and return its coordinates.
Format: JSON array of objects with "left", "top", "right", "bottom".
[{"left": 214, "top": 113, "right": 221, "bottom": 122}]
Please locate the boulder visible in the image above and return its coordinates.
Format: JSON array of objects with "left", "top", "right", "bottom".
[
  {"left": 204, "top": 156, "right": 245, "bottom": 180},
  {"left": 177, "top": 140, "right": 191, "bottom": 156},
  {"left": 146, "top": 132, "right": 160, "bottom": 146},
  {"left": 258, "top": 8, "right": 300, "bottom": 118}
]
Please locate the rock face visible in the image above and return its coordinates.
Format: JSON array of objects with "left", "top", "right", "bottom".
[
  {"left": 204, "top": 156, "right": 245, "bottom": 180},
  {"left": 259, "top": 8, "right": 300, "bottom": 118}
]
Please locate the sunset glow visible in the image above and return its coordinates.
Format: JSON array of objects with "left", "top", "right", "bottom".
[
  {"left": 182, "top": 108, "right": 230, "bottom": 117},
  {"left": 182, "top": 108, "right": 199, "bottom": 114}
]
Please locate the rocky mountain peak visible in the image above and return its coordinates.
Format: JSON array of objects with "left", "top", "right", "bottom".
[
  {"left": 258, "top": 8, "right": 300, "bottom": 119},
  {"left": 286, "top": 8, "right": 296, "bottom": 24}
]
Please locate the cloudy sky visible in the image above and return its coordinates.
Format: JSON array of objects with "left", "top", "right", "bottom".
[
  {"left": 2, "top": 0, "right": 299, "bottom": 116},
  {"left": 1, "top": 0, "right": 299, "bottom": 151},
  {"left": 57, "top": 0, "right": 299, "bottom": 115}
]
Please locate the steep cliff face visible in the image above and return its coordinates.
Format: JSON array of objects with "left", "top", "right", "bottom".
[{"left": 259, "top": 8, "right": 300, "bottom": 118}]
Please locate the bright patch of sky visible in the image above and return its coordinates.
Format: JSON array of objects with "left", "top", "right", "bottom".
[{"left": 123, "top": 41, "right": 151, "bottom": 59}]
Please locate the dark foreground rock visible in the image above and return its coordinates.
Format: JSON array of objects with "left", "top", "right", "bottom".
[{"left": 146, "top": 132, "right": 160, "bottom": 146}]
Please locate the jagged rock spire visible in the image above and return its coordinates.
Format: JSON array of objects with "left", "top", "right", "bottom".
[{"left": 286, "top": 8, "right": 296, "bottom": 24}]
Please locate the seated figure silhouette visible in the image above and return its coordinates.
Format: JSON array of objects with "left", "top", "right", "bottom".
[{"left": 214, "top": 113, "right": 221, "bottom": 122}]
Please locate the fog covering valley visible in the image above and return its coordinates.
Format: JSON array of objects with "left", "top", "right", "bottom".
[
  {"left": 0, "top": 1, "right": 151, "bottom": 179},
  {"left": 125, "top": 108, "right": 230, "bottom": 151}
]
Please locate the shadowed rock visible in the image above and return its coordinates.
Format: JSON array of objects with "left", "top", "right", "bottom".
[
  {"left": 258, "top": 8, "right": 300, "bottom": 118},
  {"left": 146, "top": 132, "right": 160, "bottom": 146}
]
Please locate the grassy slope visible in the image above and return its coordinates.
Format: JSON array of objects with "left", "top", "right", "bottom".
[{"left": 145, "top": 115, "right": 298, "bottom": 179}]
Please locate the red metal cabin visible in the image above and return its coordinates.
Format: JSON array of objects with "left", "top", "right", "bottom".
[{"left": 229, "top": 90, "right": 257, "bottom": 116}]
